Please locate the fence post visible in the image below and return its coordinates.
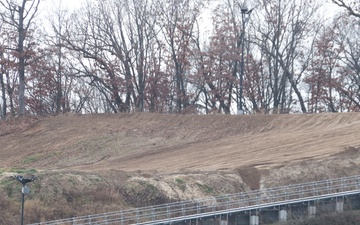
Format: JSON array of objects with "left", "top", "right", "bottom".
[
  {"left": 88, "top": 215, "right": 91, "bottom": 225},
  {"left": 226, "top": 194, "right": 230, "bottom": 210},
  {"left": 240, "top": 192, "right": 245, "bottom": 206},
  {"left": 121, "top": 211, "right": 124, "bottom": 225},
  {"left": 212, "top": 200, "right": 215, "bottom": 212},
  {"left": 166, "top": 204, "right": 170, "bottom": 219},
  {"left": 312, "top": 182, "right": 316, "bottom": 197},
  {"left": 286, "top": 186, "right": 289, "bottom": 200},
  {"left": 105, "top": 214, "right": 109, "bottom": 225},
  {"left": 301, "top": 185, "right": 304, "bottom": 198},
  {"left": 136, "top": 209, "right": 139, "bottom": 224},
  {"left": 152, "top": 207, "right": 155, "bottom": 221},
  {"left": 182, "top": 203, "right": 186, "bottom": 216}
]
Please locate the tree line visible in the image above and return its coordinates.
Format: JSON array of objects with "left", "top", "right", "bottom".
[{"left": 0, "top": 0, "right": 359, "bottom": 118}]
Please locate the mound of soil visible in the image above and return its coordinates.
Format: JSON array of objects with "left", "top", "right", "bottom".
[{"left": 1, "top": 112, "right": 360, "bottom": 224}]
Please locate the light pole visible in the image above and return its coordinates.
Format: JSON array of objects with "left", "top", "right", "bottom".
[
  {"left": 15, "top": 175, "right": 35, "bottom": 225},
  {"left": 237, "top": 4, "right": 253, "bottom": 115}
]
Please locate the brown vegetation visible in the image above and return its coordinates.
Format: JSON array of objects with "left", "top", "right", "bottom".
[
  {"left": 1, "top": 0, "right": 360, "bottom": 118},
  {"left": 1, "top": 112, "right": 360, "bottom": 224}
]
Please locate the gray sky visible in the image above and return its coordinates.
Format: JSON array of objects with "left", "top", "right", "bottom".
[{"left": 39, "top": 0, "right": 85, "bottom": 13}]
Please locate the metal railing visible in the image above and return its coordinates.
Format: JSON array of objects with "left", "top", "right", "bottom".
[{"left": 29, "top": 175, "right": 360, "bottom": 225}]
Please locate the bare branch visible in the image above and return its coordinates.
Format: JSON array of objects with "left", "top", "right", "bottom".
[
  {"left": 332, "top": 0, "right": 360, "bottom": 18},
  {"left": 24, "top": 0, "right": 41, "bottom": 31}
]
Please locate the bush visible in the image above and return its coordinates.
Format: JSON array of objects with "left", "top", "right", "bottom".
[{"left": 120, "top": 180, "right": 171, "bottom": 207}]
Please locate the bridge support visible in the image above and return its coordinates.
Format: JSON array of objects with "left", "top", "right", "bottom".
[
  {"left": 249, "top": 215, "right": 259, "bottom": 225},
  {"left": 308, "top": 205, "right": 316, "bottom": 218},
  {"left": 278, "top": 209, "right": 287, "bottom": 222},
  {"left": 336, "top": 201, "right": 344, "bottom": 212},
  {"left": 220, "top": 220, "right": 228, "bottom": 225},
  {"left": 232, "top": 213, "right": 249, "bottom": 225}
]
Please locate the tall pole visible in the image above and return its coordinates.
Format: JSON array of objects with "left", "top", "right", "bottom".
[
  {"left": 15, "top": 175, "right": 35, "bottom": 225},
  {"left": 18, "top": 3, "right": 26, "bottom": 116},
  {"left": 21, "top": 184, "right": 25, "bottom": 225},
  {"left": 238, "top": 9, "right": 247, "bottom": 115},
  {"left": 237, "top": 5, "right": 253, "bottom": 115},
  {"left": 237, "top": 8, "right": 247, "bottom": 115}
]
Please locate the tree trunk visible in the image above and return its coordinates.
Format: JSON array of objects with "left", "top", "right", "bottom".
[
  {"left": 0, "top": 72, "right": 6, "bottom": 119},
  {"left": 18, "top": 5, "right": 26, "bottom": 116}
]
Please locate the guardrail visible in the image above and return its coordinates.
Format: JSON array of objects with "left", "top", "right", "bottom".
[{"left": 29, "top": 175, "right": 360, "bottom": 225}]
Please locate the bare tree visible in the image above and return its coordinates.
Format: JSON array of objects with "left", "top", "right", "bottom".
[
  {"left": 0, "top": 18, "right": 19, "bottom": 118},
  {"left": 331, "top": 0, "right": 360, "bottom": 18},
  {"left": 119, "top": 0, "right": 161, "bottom": 112},
  {"left": 333, "top": 15, "right": 360, "bottom": 111},
  {"left": 251, "top": 0, "right": 321, "bottom": 113},
  {"left": 0, "top": 0, "right": 40, "bottom": 116},
  {"left": 44, "top": 1, "right": 76, "bottom": 114},
  {"left": 55, "top": 1, "right": 127, "bottom": 113},
  {"left": 0, "top": 20, "right": 6, "bottom": 119},
  {"left": 156, "top": 0, "right": 204, "bottom": 113},
  {"left": 305, "top": 26, "right": 342, "bottom": 113},
  {"left": 196, "top": 2, "right": 240, "bottom": 114}
]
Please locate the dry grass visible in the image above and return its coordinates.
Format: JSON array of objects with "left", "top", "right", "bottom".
[
  {"left": 0, "top": 116, "right": 38, "bottom": 136},
  {"left": 0, "top": 170, "right": 175, "bottom": 224},
  {"left": 1, "top": 113, "right": 360, "bottom": 223},
  {"left": 33, "top": 172, "right": 133, "bottom": 221}
]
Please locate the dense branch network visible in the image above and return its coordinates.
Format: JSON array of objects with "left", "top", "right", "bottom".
[
  {"left": 331, "top": 0, "right": 360, "bottom": 18},
  {"left": 0, "top": 0, "right": 359, "bottom": 117}
]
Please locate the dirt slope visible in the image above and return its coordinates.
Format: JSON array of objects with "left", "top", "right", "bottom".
[
  {"left": 1, "top": 112, "right": 360, "bottom": 176},
  {"left": 6, "top": 112, "right": 360, "bottom": 225},
  {"left": 1, "top": 112, "right": 360, "bottom": 224}
]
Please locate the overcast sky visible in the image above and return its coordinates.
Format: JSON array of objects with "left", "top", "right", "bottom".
[
  {"left": 38, "top": 0, "right": 86, "bottom": 15},
  {"left": 49, "top": 0, "right": 83, "bottom": 9},
  {"left": 37, "top": 0, "right": 341, "bottom": 14},
  {"left": 34, "top": 0, "right": 342, "bottom": 28}
]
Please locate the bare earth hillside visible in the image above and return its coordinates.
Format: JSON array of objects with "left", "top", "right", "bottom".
[
  {"left": 1, "top": 113, "right": 360, "bottom": 173},
  {"left": 1, "top": 113, "right": 360, "bottom": 223}
]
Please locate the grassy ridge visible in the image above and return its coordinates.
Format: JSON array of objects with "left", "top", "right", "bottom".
[{"left": 0, "top": 169, "right": 172, "bottom": 225}]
